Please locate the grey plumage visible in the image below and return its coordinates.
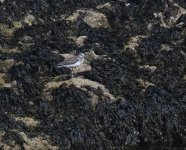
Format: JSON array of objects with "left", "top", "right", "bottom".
[{"left": 56, "top": 53, "right": 84, "bottom": 68}]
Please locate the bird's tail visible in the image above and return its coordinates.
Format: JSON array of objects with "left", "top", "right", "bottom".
[{"left": 56, "top": 62, "right": 65, "bottom": 68}]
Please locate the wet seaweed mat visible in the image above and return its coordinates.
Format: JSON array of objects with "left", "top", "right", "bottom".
[{"left": 0, "top": 0, "right": 186, "bottom": 149}]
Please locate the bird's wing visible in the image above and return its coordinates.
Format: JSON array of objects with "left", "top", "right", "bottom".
[{"left": 57, "top": 56, "right": 80, "bottom": 66}]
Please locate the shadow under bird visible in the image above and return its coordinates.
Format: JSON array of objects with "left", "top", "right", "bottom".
[{"left": 56, "top": 53, "right": 85, "bottom": 77}]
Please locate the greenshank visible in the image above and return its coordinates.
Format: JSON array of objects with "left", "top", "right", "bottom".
[{"left": 56, "top": 53, "right": 85, "bottom": 77}]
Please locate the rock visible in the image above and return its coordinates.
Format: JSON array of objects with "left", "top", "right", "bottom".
[
  {"left": 83, "top": 10, "right": 110, "bottom": 28},
  {"left": 15, "top": 117, "right": 39, "bottom": 128},
  {"left": 67, "top": 9, "right": 110, "bottom": 28},
  {"left": 0, "top": 0, "right": 185, "bottom": 149},
  {"left": 69, "top": 35, "right": 87, "bottom": 47},
  {"left": 13, "top": 21, "right": 23, "bottom": 29},
  {"left": 0, "top": 59, "right": 14, "bottom": 73},
  {"left": 0, "top": 21, "right": 22, "bottom": 38},
  {"left": 0, "top": 73, "right": 5, "bottom": 87},
  {"left": 96, "top": 2, "right": 112, "bottom": 10},
  {"left": 19, "top": 132, "right": 58, "bottom": 150},
  {"left": 24, "top": 14, "right": 36, "bottom": 26},
  {"left": 0, "top": 23, "right": 15, "bottom": 37}
]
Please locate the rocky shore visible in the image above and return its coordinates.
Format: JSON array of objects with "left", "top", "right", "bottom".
[{"left": 0, "top": 0, "right": 185, "bottom": 149}]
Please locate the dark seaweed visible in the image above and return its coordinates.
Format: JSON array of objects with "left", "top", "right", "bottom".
[{"left": 0, "top": 0, "right": 185, "bottom": 149}]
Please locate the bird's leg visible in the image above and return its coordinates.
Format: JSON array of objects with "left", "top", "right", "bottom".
[
  {"left": 73, "top": 68, "right": 77, "bottom": 77},
  {"left": 71, "top": 68, "right": 74, "bottom": 78},
  {"left": 75, "top": 67, "right": 79, "bottom": 76}
]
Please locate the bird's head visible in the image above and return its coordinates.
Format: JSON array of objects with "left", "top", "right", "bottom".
[{"left": 78, "top": 53, "right": 85, "bottom": 58}]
